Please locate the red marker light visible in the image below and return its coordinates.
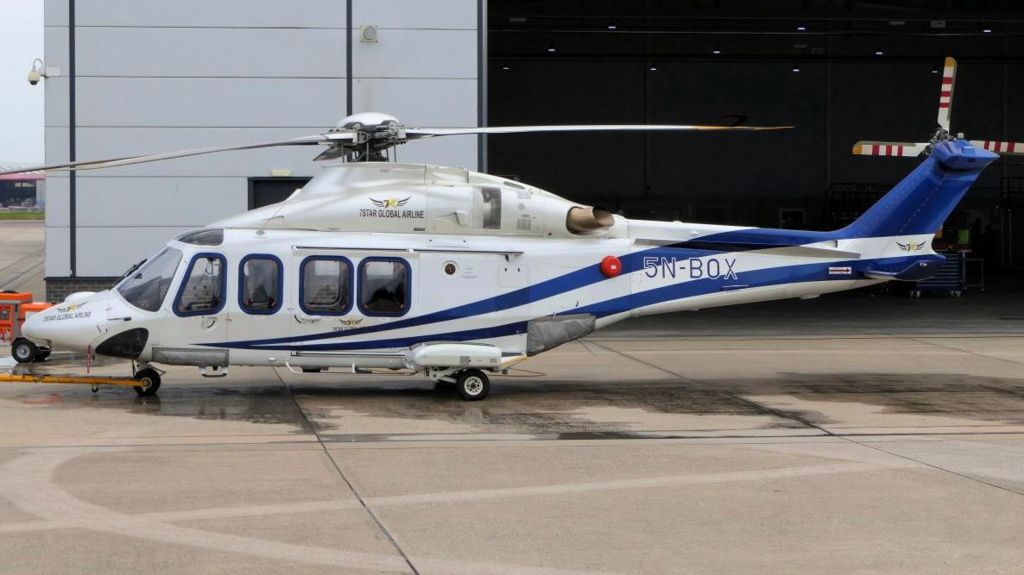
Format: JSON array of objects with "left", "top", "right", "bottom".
[{"left": 600, "top": 255, "right": 623, "bottom": 278}]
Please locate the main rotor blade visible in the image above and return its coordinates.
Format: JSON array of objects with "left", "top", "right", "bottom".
[
  {"left": 852, "top": 141, "right": 929, "bottom": 157},
  {"left": 0, "top": 133, "right": 354, "bottom": 176},
  {"left": 937, "top": 56, "right": 957, "bottom": 131},
  {"left": 406, "top": 124, "right": 792, "bottom": 138}
]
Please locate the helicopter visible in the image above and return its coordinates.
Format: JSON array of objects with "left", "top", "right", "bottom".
[{"left": 0, "top": 57, "right": 1012, "bottom": 401}]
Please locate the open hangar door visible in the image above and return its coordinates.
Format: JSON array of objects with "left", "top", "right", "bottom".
[{"left": 486, "top": 0, "right": 1024, "bottom": 296}]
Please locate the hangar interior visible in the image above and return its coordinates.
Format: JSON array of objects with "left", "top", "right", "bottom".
[{"left": 489, "top": 0, "right": 1024, "bottom": 285}]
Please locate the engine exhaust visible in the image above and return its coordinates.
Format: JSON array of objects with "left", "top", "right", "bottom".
[{"left": 566, "top": 206, "right": 615, "bottom": 234}]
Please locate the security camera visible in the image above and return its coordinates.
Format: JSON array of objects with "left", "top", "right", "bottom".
[{"left": 27, "top": 58, "right": 45, "bottom": 86}]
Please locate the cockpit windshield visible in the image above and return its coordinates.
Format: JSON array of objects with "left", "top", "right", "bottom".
[{"left": 116, "top": 247, "right": 183, "bottom": 312}]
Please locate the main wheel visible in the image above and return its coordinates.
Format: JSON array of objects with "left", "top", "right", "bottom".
[
  {"left": 133, "top": 368, "right": 162, "bottom": 397},
  {"left": 456, "top": 369, "right": 490, "bottom": 401},
  {"left": 34, "top": 349, "right": 50, "bottom": 362},
  {"left": 11, "top": 339, "right": 38, "bottom": 364}
]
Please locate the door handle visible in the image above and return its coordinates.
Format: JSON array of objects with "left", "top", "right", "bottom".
[
  {"left": 294, "top": 314, "right": 322, "bottom": 324},
  {"left": 201, "top": 316, "right": 218, "bottom": 329}
]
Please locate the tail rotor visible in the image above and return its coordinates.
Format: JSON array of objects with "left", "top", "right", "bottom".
[{"left": 851, "top": 56, "right": 1024, "bottom": 159}]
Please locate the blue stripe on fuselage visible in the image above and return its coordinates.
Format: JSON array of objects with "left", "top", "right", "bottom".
[
  {"left": 224, "top": 255, "right": 922, "bottom": 352},
  {"left": 210, "top": 243, "right": 719, "bottom": 349}
]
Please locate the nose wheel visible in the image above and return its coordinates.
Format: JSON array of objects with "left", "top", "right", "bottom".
[
  {"left": 133, "top": 368, "right": 162, "bottom": 397},
  {"left": 11, "top": 339, "right": 39, "bottom": 364}
]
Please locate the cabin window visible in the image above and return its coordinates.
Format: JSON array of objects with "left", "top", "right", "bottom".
[
  {"left": 300, "top": 257, "right": 352, "bottom": 315},
  {"left": 174, "top": 254, "right": 226, "bottom": 316},
  {"left": 176, "top": 228, "right": 224, "bottom": 246},
  {"left": 359, "top": 258, "right": 410, "bottom": 316},
  {"left": 239, "top": 255, "right": 282, "bottom": 314},
  {"left": 117, "top": 247, "right": 183, "bottom": 312}
]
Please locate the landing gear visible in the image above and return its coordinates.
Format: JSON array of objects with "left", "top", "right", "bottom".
[
  {"left": 11, "top": 339, "right": 38, "bottom": 364},
  {"left": 456, "top": 369, "right": 490, "bottom": 401},
  {"left": 133, "top": 368, "right": 162, "bottom": 397}
]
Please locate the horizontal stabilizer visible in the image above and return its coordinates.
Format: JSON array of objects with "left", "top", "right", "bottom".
[
  {"left": 852, "top": 141, "right": 928, "bottom": 157},
  {"left": 763, "top": 245, "right": 861, "bottom": 259},
  {"left": 864, "top": 259, "right": 940, "bottom": 281}
]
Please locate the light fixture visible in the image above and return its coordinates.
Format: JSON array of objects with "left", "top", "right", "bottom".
[
  {"left": 982, "top": 25, "right": 992, "bottom": 33},
  {"left": 26, "top": 58, "right": 59, "bottom": 86},
  {"left": 792, "top": 64, "right": 801, "bottom": 73},
  {"left": 931, "top": 66, "right": 939, "bottom": 74},
  {"left": 546, "top": 45, "right": 557, "bottom": 53},
  {"left": 796, "top": 24, "right": 807, "bottom": 31},
  {"left": 712, "top": 47, "right": 722, "bottom": 55},
  {"left": 649, "top": 64, "right": 658, "bottom": 71},
  {"left": 874, "top": 47, "right": 884, "bottom": 56},
  {"left": 501, "top": 64, "right": 510, "bottom": 71},
  {"left": 607, "top": 24, "right": 617, "bottom": 30},
  {"left": 360, "top": 25, "right": 379, "bottom": 43}
]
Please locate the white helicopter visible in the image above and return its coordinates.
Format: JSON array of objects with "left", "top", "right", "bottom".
[{"left": 1, "top": 59, "right": 1014, "bottom": 400}]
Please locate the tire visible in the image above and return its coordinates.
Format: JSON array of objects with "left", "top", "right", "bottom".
[
  {"left": 133, "top": 368, "right": 162, "bottom": 397},
  {"left": 11, "top": 339, "right": 38, "bottom": 364},
  {"left": 456, "top": 369, "right": 490, "bottom": 401}
]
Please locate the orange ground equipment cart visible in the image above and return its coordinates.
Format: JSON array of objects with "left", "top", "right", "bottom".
[{"left": 0, "top": 292, "right": 53, "bottom": 363}]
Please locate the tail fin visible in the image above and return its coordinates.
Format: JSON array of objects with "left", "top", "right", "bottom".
[{"left": 838, "top": 140, "right": 997, "bottom": 239}]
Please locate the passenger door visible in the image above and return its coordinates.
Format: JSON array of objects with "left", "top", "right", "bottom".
[
  {"left": 229, "top": 254, "right": 289, "bottom": 350},
  {"left": 289, "top": 252, "right": 357, "bottom": 354},
  {"left": 171, "top": 252, "right": 229, "bottom": 350},
  {"left": 288, "top": 250, "right": 417, "bottom": 356}
]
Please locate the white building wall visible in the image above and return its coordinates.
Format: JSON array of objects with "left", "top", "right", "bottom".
[{"left": 44, "top": 0, "right": 479, "bottom": 280}]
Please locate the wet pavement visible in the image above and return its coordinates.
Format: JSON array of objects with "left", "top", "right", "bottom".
[
  {"left": 2, "top": 317, "right": 1024, "bottom": 573},
  {"left": 0, "top": 220, "right": 45, "bottom": 296}
]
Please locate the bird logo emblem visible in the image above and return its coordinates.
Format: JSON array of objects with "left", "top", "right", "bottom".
[
  {"left": 370, "top": 196, "right": 411, "bottom": 208},
  {"left": 896, "top": 240, "right": 928, "bottom": 252}
]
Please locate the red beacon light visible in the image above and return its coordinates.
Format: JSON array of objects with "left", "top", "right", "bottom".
[{"left": 600, "top": 255, "right": 623, "bottom": 278}]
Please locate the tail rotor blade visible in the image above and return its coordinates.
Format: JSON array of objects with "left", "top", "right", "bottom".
[
  {"left": 852, "top": 141, "right": 929, "bottom": 157},
  {"left": 970, "top": 140, "right": 1024, "bottom": 156},
  {"left": 937, "top": 57, "right": 957, "bottom": 131}
]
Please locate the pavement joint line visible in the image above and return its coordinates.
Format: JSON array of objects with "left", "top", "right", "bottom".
[
  {"left": 588, "top": 333, "right": 1024, "bottom": 342},
  {"left": 585, "top": 339, "right": 1024, "bottom": 500},
  {"left": 909, "top": 336, "right": 1024, "bottom": 368},
  {"left": 273, "top": 367, "right": 421, "bottom": 575},
  {"left": 584, "top": 339, "right": 834, "bottom": 436},
  {"left": 0, "top": 459, "right": 912, "bottom": 538},
  {"left": 0, "top": 250, "right": 45, "bottom": 291},
  {"left": 576, "top": 338, "right": 600, "bottom": 356}
]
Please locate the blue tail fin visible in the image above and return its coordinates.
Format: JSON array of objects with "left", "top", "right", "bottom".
[{"left": 839, "top": 140, "right": 998, "bottom": 239}]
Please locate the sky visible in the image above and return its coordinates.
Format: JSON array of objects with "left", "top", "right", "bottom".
[{"left": 0, "top": 0, "right": 44, "bottom": 165}]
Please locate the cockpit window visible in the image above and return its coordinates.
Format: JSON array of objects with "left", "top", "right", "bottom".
[
  {"left": 117, "top": 248, "right": 183, "bottom": 312},
  {"left": 175, "top": 254, "right": 226, "bottom": 316},
  {"left": 177, "top": 229, "right": 224, "bottom": 246}
]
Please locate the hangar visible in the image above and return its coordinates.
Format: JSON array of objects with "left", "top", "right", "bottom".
[{"left": 40, "top": 1, "right": 1024, "bottom": 300}]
